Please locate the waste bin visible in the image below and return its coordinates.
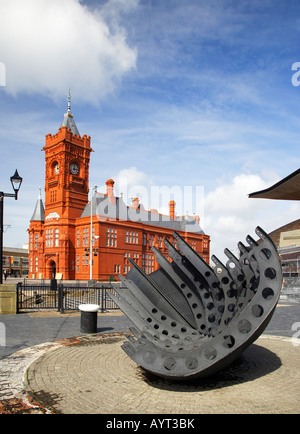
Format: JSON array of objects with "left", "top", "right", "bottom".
[{"left": 78, "top": 304, "right": 100, "bottom": 334}]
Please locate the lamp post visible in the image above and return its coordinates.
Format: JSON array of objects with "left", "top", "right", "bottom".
[{"left": 0, "top": 170, "right": 23, "bottom": 284}]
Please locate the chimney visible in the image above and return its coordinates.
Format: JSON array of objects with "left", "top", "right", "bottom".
[
  {"left": 169, "top": 200, "right": 176, "bottom": 220},
  {"left": 106, "top": 179, "right": 115, "bottom": 204},
  {"left": 132, "top": 197, "right": 140, "bottom": 209}
]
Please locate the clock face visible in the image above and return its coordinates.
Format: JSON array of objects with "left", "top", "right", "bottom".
[
  {"left": 54, "top": 164, "right": 59, "bottom": 174},
  {"left": 70, "top": 163, "right": 79, "bottom": 175}
]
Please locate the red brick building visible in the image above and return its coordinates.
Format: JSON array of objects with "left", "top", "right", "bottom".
[{"left": 28, "top": 99, "right": 210, "bottom": 281}]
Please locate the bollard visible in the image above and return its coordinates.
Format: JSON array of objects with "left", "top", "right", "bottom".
[{"left": 78, "top": 304, "right": 100, "bottom": 334}]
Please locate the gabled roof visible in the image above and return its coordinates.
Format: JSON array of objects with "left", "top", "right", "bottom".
[
  {"left": 80, "top": 193, "right": 205, "bottom": 235},
  {"left": 30, "top": 190, "right": 45, "bottom": 222}
]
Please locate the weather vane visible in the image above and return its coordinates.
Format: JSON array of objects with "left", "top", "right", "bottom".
[{"left": 68, "top": 89, "right": 71, "bottom": 112}]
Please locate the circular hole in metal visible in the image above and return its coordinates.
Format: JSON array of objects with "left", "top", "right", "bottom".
[
  {"left": 192, "top": 303, "right": 198, "bottom": 309},
  {"left": 181, "top": 283, "right": 186, "bottom": 289},
  {"left": 259, "top": 248, "right": 272, "bottom": 260},
  {"left": 205, "top": 271, "right": 210, "bottom": 277},
  {"left": 161, "top": 315, "right": 167, "bottom": 321},
  {"left": 227, "top": 289, "right": 236, "bottom": 298},
  {"left": 171, "top": 321, "right": 177, "bottom": 327},
  {"left": 228, "top": 304, "right": 235, "bottom": 312},
  {"left": 181, "top": 327, "right": 187, "bottom": 333},
  {"left": 147, "top": 317, "right": 152, "bottom": 323},
  {"left": 152, "top": 308, "right": 158, "bottom": 314},
  {"left": 154, "top": 324, "right": 159, "bottom": 330},
  {"left": 262, "top": 287, "right": 274, "bottom": 300},
  {"left": 221, "top": 277, "right": 229, "bottom": 285},
  {"left": 185, "top": 357, "right": 198, "bottom": 370},
  {"left": 207, "top": 302, "right": 214, "bottom": 310},
  {"left": 187, "top": 292, "right": 192, "bottom": 298},
  {"left": 265, "top": 267, "right": 276, "bottom": 280},
  {"left": 237, "top": 274, "right": 244, "bottom": 282},
  {"left": 196, "top": 313, "right": 202, "bottom": 319},
  {"left": 237, "top": 319, "right": 252, "bottom": 334},
  {"left": 204, "top": 346, "right": 217, "bottom": 360},
  {"left": 252, "top": 304, "right": 264, "bottom": 317},
  {"left": 162, "top": 330, "right": 168, "bottom": 336},
  {"left": 218, "top": 305, "right": 225, "bottom": 313},
  {"left": 163, "top": 358, "right": 176, "bottom": 371},
  {"left": 215, "top": 291, "right": 223, "bottom": 301},
  {"left": 222, "top": 335, "right": 235, "bottom": 348},
  {"left": 208, "top": 314, "right": 215, "bottom": 323}
]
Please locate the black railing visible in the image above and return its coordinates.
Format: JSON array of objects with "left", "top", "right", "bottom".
[{"left": 16, "top": 282, "right": 120, "bottom": 313}]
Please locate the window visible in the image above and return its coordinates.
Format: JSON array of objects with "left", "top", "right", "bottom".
[
  {"left": 76, "top": 255, "right": 80, "bottom": 273},
  {"left": 35, "top": 257, "right": 38, "bottom": 272},
  {"left": 77, "top": 229, "right": 80, "bottom": 247},
  {"left": 106, "top": 228, "right": 117, "bottom": 247},
  {"left": 13, "top": 257, "right": 20, "bottom": 267},
  {"left": 34, "top": 233, "right": 39, "bottom": 249},
  {"left": 124, "top": 252, "right": 131, "bottom": 273},
  {"left": 50, "top": 189, "right": 57, "bottom": 203},
  {"left": 143, "top": 233, "right": 147, "bottom": 246},
  {"left": 149, "top": 234, "right": 154, "bottom": 247},
  {"left": 142, "top": 254, "right": 154, "bottom": 274},
  {"left": 114, "top": 264, "right": 120, "bottom": 274},
  {"left": 55, "top": 229, "right": 59, "bottom": 247},
  {"left": 158, "top": 236, "right": 163, "bottom": 248},
  {"left": 22, "top": 258, "right": 29, "bottom": 267},
  {"left": 125, "top": 231, "right": 138, "bottom": 244},
  {"left": 45, "top": 229, "right": 53, "bottom": 247},
  {"left": 83, "top": 228, "right": 89, "bottom": 246}
]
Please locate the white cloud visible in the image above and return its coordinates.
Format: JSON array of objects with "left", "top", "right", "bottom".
[
  {"left": 0, "top": 0, "right": 137, "bottom": 104},
  {"left": 204, "top": 173, "right": 271, "bottom": 216},
  {"left": 203, "top": 172, "right": 300, "bottom": 263}
]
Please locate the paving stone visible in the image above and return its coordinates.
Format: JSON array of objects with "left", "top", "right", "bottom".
[
  {"left": 22, "top": 333, "right": 300, "bottom": 414},
  {"left": 1, "top": 302, "right": 300, "bottom": 414}
]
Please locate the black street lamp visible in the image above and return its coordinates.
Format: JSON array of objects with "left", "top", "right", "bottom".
[{"left": 0, "top": 169, "right": 23, "bottom": 284}]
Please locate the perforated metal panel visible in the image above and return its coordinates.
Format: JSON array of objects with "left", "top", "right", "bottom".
[{"left": 109, "top": 227, "right": 282, "bottom": 380}]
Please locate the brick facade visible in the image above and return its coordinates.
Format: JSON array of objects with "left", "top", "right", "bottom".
[{"left": 28, "top": 106, "right": 210, "bottom": 281}]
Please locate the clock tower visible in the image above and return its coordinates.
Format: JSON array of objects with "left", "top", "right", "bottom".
[
  {"left": 37, "top": 92, "right": 93, "bottom": 279},
  {"left": 43, "top": 93, "right": 93, "bottom": 220}
]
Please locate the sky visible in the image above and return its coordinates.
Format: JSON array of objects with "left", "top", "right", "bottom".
[{"left": 0, "top": 0, "right": 300, "bottom": 263}]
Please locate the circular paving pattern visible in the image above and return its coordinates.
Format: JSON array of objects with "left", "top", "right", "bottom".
[{"left": 25, "top": 333, "right": 300, "bottom": 414}]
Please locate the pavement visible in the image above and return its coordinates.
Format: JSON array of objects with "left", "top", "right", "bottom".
[{"left": 0, "top": 300, "right": 300, "bottom": 415}]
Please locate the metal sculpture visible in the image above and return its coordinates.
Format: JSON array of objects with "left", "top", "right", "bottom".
[{"left": 109, "top": 227, "right": 282, "bottom": 380}]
